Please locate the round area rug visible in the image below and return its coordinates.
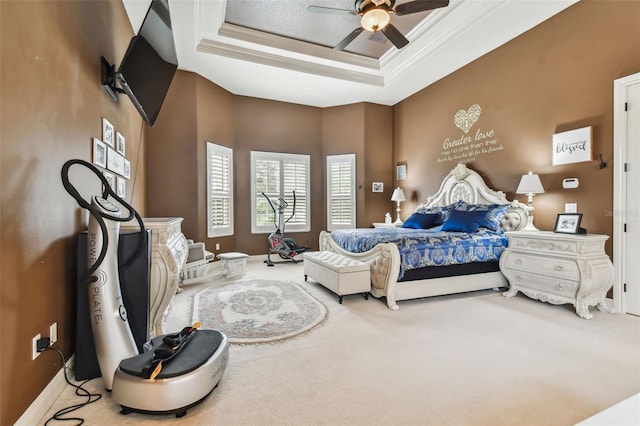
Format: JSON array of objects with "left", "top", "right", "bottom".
[{"left": 192, "top": 279, "right": 327, "bottom": 344}]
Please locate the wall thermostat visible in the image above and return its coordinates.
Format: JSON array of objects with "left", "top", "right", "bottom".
[{"left": 562, "top": 178, "right": 579, "bottom": 189}]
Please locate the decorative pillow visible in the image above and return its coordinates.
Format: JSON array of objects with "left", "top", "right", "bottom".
[
  {"left": 402, "top": 213, "right": 441, "bottom": 229},
  {"left": 441, "top": 209, "right": 489, "bottom": 233},
  {"left": 482, "top": 204, "right": 510, "bottom": 231},
  {"left": 452, "top": 203, "right": 510, "bottom": 231},
  {"left": 415, "top": 201, "right": 465, "bottom": 224}
]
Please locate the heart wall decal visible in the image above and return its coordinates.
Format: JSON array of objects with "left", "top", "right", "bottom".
[{"left": 454, "top": 104, "right": 482, "bottom": 134}]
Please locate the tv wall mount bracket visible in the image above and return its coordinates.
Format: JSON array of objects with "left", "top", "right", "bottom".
[{"left": 101, "top": 56, "right": 125, "bottom": 102}]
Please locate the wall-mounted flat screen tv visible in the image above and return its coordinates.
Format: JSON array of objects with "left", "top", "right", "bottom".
[{"left": 116, "top": 0, "right": 177, "bottom": 126}]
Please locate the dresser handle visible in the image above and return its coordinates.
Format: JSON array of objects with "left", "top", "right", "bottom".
[
  {"left": 554, "top": 265, "right": 564, "bottom": 271},
  {"left": 556, "top": 283, "right": 564, "bottom": 291},
  {"left": 515, "top": 258, "right": 522, "bottom": 265}
]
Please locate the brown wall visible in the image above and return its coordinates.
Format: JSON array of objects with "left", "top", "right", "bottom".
[
  {"left": 393, "top": 0, "right": 640, "bottom": 257},
  {"left": 321, "top": 103, "right": 395, "bottom": 228},
  {"left": 148, "top": 86, "right": 395, "bottom": 254},
  {"left": 322, "top": 104, "right": 366, "bottom": 227},
  {"left": 233, "top": 96, "right": 324, "bottom": 253},
  {"left": 195, "top": 77, "right": 237, "bottom": 245},
  {"left": 146, "top": 72, "right": 199, "bottom": 234},
  {"left": 0, "top": 1, "right": 146, "bottom": 424},
  {"left": 363, "top": 103, "right": 394, "bottom": 226}
]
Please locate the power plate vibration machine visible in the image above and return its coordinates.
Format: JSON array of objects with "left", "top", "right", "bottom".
[{"left": 62, "top": 159, "right": 228, "bottom": 417}]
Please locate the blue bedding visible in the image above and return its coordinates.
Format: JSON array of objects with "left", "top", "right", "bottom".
[{"left": 329, "top": 227, "right": 508, "bottom": 279}]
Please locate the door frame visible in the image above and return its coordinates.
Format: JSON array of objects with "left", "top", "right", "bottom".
[{"left": 613, "top": 72, "right": 640, "bottom": 313}]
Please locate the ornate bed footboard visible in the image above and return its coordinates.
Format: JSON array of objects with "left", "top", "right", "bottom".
[{"left": 319, "top": 231, "right": 402, "bottom": 310}]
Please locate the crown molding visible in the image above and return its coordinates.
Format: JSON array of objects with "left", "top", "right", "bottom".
[{"left": 196, "top": 39, "right": 385, "bottom": 86}]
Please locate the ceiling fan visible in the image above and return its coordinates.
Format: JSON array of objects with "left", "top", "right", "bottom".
[{"left": 309, "top": 0, "right": 450, "bottom": 51}]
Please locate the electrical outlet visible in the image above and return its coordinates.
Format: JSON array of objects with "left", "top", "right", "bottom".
[
  {"left": 215, "top": 243, "right": 220, "bottom": 251},
  {"left": 32, "top": 333, "right": 41, "bottom": 360},
  {"left": 49, "top": 322, "right": 58, "bottom": 344},
  {"left": 565, "top": 203, "right": 578, "bottom": 213}
]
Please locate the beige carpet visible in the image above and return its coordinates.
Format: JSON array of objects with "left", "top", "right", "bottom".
[{"left": 40, "top": 259, "right": 640, "bottom": 425}]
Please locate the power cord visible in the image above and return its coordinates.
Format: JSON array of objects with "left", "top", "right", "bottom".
[{"left": 39, "top": 344, "right": 102, "bottom": 425}]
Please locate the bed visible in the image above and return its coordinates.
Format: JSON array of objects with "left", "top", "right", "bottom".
[{"left": 319, "top": 163, "right": 531, "bottom": 310}]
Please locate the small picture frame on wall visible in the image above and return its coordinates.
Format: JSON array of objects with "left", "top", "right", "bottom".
[
  {"left": 372, "top": 182, "right": 384, "bottom": 193},
  {"left": 102, "top": 118, "right": 115, "bottom": 147},
  {"left": 554, "top": 213, "right": 586, "bottom": 234},
  {"left": 116, "top": 132, "right": 126, "bottom": 155},
  {"left": 107, "top": 147, "right": 126, "bottom": 176},
  {"left": 103, "top": 171, "right": 115, "bottom": 191},
  {"left": 92, "top": 138, "right": 107, "bottom": 168},
  {"left": 116, "top": 176, "right": 126, "bottom": 197},
  {"left": 123, "top": 159, "right": 131, "bottom": 179},
  {"left": 396, "top": 162, "right": 407, "bottom": 181}
]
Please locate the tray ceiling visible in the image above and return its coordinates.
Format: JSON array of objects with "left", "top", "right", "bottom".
[{"left": 121, "top": 0, "right": 578, "bottom": 108}]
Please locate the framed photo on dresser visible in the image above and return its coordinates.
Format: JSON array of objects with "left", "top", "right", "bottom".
[{"left": 554, "top": 213, "right": 583, "bottom": 234}]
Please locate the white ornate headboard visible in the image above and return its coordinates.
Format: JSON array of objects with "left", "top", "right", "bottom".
[{"left": 415, "top": 163, "right": 531, "bottom": 232}]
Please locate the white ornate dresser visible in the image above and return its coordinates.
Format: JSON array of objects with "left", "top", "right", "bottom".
[
  {"left": 122, "top": 217, "right": 188, "bottom": 336},
  {"left": 500, "top": 231, "right": 614, "bottom": 319}
]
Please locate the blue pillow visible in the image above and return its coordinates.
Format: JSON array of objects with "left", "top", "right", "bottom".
[
  {"left": 415, "top": 201, "right": 464, "bottom": 224},
  {"left": 441, "top": 209, "right": 488, "bottom": 233},
  {"left": 481, "top": 204, "right": 510, "bottom": 231},
  {"left": 452, "top": 203, "right": 510, "bottom": 231},
  {"left": 402, "top": 213, "right": 441, "bottom": 229}
]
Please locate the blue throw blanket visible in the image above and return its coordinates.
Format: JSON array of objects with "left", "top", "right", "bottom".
[{"left": 329, "top": 227, "right": 508, "bottom": 279}]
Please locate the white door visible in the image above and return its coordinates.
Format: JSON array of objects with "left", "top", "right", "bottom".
[
  {"left": 614, "top": 73, "right": 640, "bottom": 316},
  {"left": 623, "top": 82, "right": 640, "bottom": 315}
]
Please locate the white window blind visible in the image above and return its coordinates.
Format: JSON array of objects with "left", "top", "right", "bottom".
[
  {"left": 207, "top": 142, "right": 233, "bottom": 237},
  {"left": 327, "top": 154, "right": 356, "bottom": 230},
  {"left": 251, "top": 151, "right": 310, "bottom": 234}
]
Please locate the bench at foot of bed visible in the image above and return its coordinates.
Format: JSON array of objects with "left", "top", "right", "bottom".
[{"left": 303, "top": 251, "right": 370, "bottom": 304}]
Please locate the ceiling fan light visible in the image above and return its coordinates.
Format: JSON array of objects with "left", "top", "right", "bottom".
[{"left": 361, "top": 8, "right": 390, "bottom": 32}]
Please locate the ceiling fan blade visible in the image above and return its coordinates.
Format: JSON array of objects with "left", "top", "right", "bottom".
[
  {"left": 381, "top": 24, "right": 409, "bottom": 49},
  {"left": 333, "top": 27, "right": 365, "bottom": 51},
  {"left": 308, "top": 5, "right": 356, "bottom": 16},
  {"left": 394, "top": 0, "right": 450, "bottom": 16}
]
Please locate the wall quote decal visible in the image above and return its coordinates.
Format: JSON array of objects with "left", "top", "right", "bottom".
[{"left": 437, "top": 104, "right": 504, "bottom": 163}]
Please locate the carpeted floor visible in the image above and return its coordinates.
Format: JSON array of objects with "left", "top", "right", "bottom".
[{"left": 40, "top": 257, "right": 640, "bottom": 425}]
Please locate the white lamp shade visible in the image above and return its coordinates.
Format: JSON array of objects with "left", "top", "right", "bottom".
[
  {"left": 391, "top": 187, "right": 406, "bottom": 202},
  {"left": 516, "top": 172, "right": 544, "bottom": 194}
]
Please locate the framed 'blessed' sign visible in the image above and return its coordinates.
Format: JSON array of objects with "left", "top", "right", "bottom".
[{"left": 552, "top": 126, "right": 593, "bottom": 166}]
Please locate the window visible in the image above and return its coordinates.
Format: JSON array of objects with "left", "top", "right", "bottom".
[
  {"left": 251, "top": 151, "right": 310, "bottom": 234},
  {"left": 207, "top": 142, "right": 233, "bottom": 237},
  {"left": 327, "top": 154, "right": 356, "bottom": 230}
]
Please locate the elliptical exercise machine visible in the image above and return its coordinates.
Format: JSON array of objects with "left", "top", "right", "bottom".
[
  {"left": 262, "top": 191, "right": 309, "bottom": 266},
  {"left": 62, "top": 159, "right": 228, "bottom": 417}
]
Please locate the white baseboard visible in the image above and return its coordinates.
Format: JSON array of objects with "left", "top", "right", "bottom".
[{"left": 14, "top": 355, "right": 75, "bottom": 426}]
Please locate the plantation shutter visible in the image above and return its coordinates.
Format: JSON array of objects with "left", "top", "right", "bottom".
[
  {"left": 327, "top": 154, "right": 356, "bottom": 230},
  {"left": 251, "top": 151, "right": 310, "bottom": 234},
  {"left": 207, "top": 142, "right": 233, "bottom": 237}
]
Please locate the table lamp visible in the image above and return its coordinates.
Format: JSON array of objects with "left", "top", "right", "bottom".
[
  {"left": 391, "top": 187, "right": 406, "bottom": 225},
  {"left": 516, "top": 171, "right": 544, "bottom": 231}
]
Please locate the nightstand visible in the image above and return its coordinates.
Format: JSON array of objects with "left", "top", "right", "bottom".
[{"left": 499, "top": 231, "right": 614, "bottom": 319}]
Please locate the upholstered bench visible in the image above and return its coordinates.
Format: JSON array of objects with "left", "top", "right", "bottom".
[
  {"left": 303, "top": 251, "right": 370, "bottom": 304},
  {"left": 217, "top": 252, "right": 249, "bottom": 278}
]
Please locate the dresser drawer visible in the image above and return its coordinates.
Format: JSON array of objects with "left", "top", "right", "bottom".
[
  {"left": 503, "top": 252, "right": 579, "bottom": 281},
  {"left": 509, "top": 271, "right": 578, "bottom": 298}
]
